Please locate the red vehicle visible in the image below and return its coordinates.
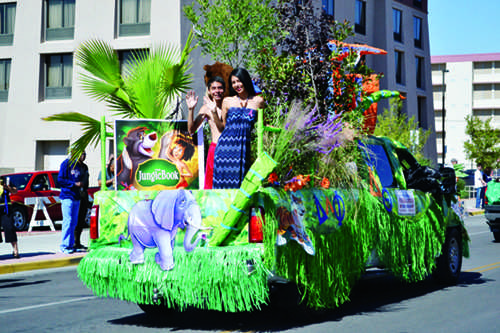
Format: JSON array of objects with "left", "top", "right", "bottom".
[{"left": 1, "top": 171, "right": 99, "bottom": 231}]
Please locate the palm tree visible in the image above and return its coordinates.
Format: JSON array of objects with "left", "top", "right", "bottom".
[{"left": 43, "top": 30, "right": 196, "bottom": 160}]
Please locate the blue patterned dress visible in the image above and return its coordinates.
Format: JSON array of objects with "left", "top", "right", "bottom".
[{"left": 212, "top": 107, "right": 257, "bottom": 189}]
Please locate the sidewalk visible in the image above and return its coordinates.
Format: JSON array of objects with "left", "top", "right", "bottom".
[
  {"left": 462, "top": 198, "right": 485, "bottom": 216},
  {"left": 0, "top": 228, "right": 89, "bottom": 275}
]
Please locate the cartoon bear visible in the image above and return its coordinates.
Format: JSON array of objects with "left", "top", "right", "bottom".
[
  {"left": 116, "top": 126, "right": 157, "bottom": 188},
  {"left": 203, "top": 61, "right": 233, "bottom": 97}
]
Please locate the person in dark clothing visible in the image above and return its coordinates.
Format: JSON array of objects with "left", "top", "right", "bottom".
[
  {"left": 0, "top": 176, "right": 20, "bottom": 258},
  {"left": 74, "top": 152, "right": 89, "bottom": 251},
  {"left": 58, "top": 151, "right": 84, "bottom": 254}
]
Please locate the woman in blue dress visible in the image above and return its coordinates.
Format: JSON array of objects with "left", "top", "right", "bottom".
[{"left": 212, "top": 68, "right": 265, "bottom": 189}]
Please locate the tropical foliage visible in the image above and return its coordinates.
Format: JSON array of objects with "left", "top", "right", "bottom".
[
  {"left": 43, "top": 31, "right": 196, "bottom": 160},
  {"left": 187, "top": 0, "right": 388, "bottom": 189},
  {"left": 464, "top": 115, "right": 500, "bottom": 169},
  {"left": 374, "top": 98, "right": 431, "bottom": 165},
  {"left": 183, "top": 0, "right": 279, "bottom": 72}
]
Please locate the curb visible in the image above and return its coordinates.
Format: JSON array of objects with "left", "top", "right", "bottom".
[
  {"left": 468, "top": 210, "right": 485, "bottom": 216},
  {"left": 0, "top": 255, "right": 85, "bottom": 275}
]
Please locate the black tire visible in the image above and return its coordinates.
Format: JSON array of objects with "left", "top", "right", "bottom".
[
  {"left": 11, "top": 206, "right": 28, "bottom": 231},
  {"left": 434, "top": 228, "right": 462, "bottom": 285},
  {"left": 493, "top": 231, "right": 500, "bottom": 242},
  {"left": 138, "top": 303, "right": 176, "bottom": 317}
]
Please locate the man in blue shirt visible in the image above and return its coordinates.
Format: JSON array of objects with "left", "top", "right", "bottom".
[{"left": 58, "top": 151, "right": 84, "bottom": 254}]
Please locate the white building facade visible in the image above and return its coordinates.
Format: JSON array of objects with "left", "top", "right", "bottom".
[
  {"left": 431, "top": 53, "right": 500, "bottom": 168},
  {"left": 0, "top": 0, "right": 435, "bottom": 184}
]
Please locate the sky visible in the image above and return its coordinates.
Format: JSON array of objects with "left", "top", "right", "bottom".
[{"left": 428, "top": 0, "right": 500, "bottom": 56}]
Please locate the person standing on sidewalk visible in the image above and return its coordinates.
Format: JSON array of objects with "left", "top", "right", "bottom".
[
  {"left": 474, "top": 163, "right": 486, "bottom": 209},
  {"left": 0, "top": 177, "right": 20, "bottom": 258},
  {"left": 74, "top": 152, "right": 89, "bottom": 251},
  {"left": 58, "top": 151, "right": 84, "bottom": 254}
]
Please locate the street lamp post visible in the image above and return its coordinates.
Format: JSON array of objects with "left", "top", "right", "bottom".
[{"left": 441, "top": 68, "right": 449, "bottom": 165}]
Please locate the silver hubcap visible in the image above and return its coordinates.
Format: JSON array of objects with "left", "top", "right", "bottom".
[
  {"left": 12, "top": 211, "right": 24, "bottom": 229},
  {"left": 448, "top": 237, "right": 459, "bottom": 273}
]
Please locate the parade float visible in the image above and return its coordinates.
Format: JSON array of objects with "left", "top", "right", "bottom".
[{"left": 44, "top": 29, "right": 470, "bottom": 314}]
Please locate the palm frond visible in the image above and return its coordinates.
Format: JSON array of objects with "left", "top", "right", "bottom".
[
  {"left": 76, "top": 39, "right": 135, "bottom": 114},
  {"left": 79, "top": 74, "right": 122, "bottom": 102},
  {"left": 125, "top": 51, "right": 169, "bottom": 119},
  {"left": 43, "top": 112, "right": 112, "bottom": 162},
  {"left": 76, "top": 39, "right": 122, "bottom": 85},
  {"left": 159, "top": 30, "right": 195, "bottom": 108}
]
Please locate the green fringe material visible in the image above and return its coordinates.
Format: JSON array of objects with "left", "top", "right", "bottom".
[
  {"left": 78, "top": 244, "right": 269, "bottom": 312},
  {"left": 263, "top": 187, "right": 450, "bottom": 309}
]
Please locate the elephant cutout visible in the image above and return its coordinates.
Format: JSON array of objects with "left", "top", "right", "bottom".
[{"left": 126, "top": 189, "right": 211, "bottom": 270}]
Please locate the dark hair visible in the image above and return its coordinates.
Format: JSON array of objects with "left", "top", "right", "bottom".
[
  {"left": 206, "top": 76, "right": 226, "bottom": 91},
  {"left": 107, "top": 157, "right": 114, "bottom": 175},
  {"left": 174, "top": 137, "right": 195, "bottom": 161},
  {"left": 228, "top": 68, "right": 256, "bottom": 97}
]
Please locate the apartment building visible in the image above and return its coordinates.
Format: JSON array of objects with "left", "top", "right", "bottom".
[
  {"left": 431, "top": 53, "right": 500, "bottom": 168},
  {"left": 327, "top": 0, "right": 436, "bottom": 161},
  {"left": 0, "top": 0, "right": 435, "bottom": 183}
]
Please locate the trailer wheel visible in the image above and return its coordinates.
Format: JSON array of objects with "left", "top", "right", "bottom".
[{"left": 434, "top": 228, "right": 462, "bottom": 285}]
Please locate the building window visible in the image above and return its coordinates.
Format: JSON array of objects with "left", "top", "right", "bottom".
[
  {"left": 0, "top": 3, "right": 16, "bottom": 46},
  {"left": 355, "top": 0, "right": 366, "bottom": 35},
  {"left": 44, "top": 0, "right": 75, "bottom": 41},
  {"left": 0, "top": 59, "right": 11, "bottom": 102},
  {"left": 395, "top": 50, "right": 404, "bottom": 85},
  {"left": 473, "top": 61, "right": 500, "bottom": 75},
  {"left": 35, "top": 140, "right": 69, "bottom": 170},
  {"left": 413, "top": 0, "right": 423, "bottom": 9},
  {"left": 431, "top": 63, "right": 446, "bottom": 73},
  {"left": 393, "top": 9, "right": 402, "bottom": 42},
  {"left": 43, "top": 53, "right": 73, "bottom": 100},
  {"left": 472, "top": 109, "right": 500, "bottom": 123},
  {"left": 413, "top": 16, "right": 422, "bottom": 48},
  {"left": 473, "top": 83, "right": 500, "bottom": 100},
  {"left": 118, "top": 0, "right": 151, "bottom": 37},
  {"left": 433, "top": 84, "right": 444, "bottom": 107},
  {"left": 322, "top": 0, "right": 334, "bottom": 16},
  {"left": 118, "top": 49, "right": 148, "bottom": 75},
  {"left": 417, "top": 96, "right": 426, "bottom": 128},
  {"left": 416, "top": 56, "right": 424, "bottom": 89}
]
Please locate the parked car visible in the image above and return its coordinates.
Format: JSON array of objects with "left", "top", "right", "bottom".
[{"left": 1, "top": 171, "right": 99, "bottom": 231}]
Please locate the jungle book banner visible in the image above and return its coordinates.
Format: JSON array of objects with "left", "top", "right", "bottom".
[{"left": 115, "top": 119, "right": 204, "bottom": 190}]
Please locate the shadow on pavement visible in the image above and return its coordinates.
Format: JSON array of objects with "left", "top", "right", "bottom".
[
  {"left": 0, "top": 252, "right": 55, "bottom": 261},
  {"left": 108, "top": 271, "right": 489, "bottom": 331},
  {"left": 0, "top": 278, "right": 51, "bottom": 289}
]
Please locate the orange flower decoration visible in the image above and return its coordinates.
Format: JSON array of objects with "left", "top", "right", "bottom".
[
  {"left": 268, "top": 172, "right": 278, "bottom": 184},
  {"left": 321, "top": 177, "right": 330, "bottom": 189}
]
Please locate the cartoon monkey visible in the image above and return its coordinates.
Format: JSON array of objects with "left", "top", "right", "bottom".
[{"left": 116, "top": 126, "right": 157, "bottom": 188}]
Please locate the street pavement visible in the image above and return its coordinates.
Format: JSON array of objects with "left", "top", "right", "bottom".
[
  {"left": 0, "top": 227, "right": 89, "bottom": 275},
  {"left": 0, "top": 198, "right": 484, "bottom": 275}
]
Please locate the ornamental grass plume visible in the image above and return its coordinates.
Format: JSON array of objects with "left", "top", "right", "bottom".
[{"left": 264, "top": 99, "right": 359, "bottom": 189}]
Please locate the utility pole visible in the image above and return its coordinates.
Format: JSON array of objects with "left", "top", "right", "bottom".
[{"left": 441, "top": 68, "right": 449, "bottom": 165}]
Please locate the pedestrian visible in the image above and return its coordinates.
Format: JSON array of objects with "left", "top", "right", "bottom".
[
  {"left": 98, "top": 155, "right": 115, "bottom": 190},
  {"left": 58, "top": 150, "right": 84, "bottom": 254},
  {"left": 481, "top": 167, "right": 493, "bottom": 209},
  {"left": 186, "top": 76, "right": 226, "bottom": 189},
  {"left": 212, "top": 68, "right": 265, "bottom": 189},
  {"left": 0, "top": 176, "right": 20, "bottom": 259},
  {"left": 474, "top": 162, "right": 486, "bottom": 209},
  {"left": 74, "top": 152, "right": 89, "bottom": 251}
]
